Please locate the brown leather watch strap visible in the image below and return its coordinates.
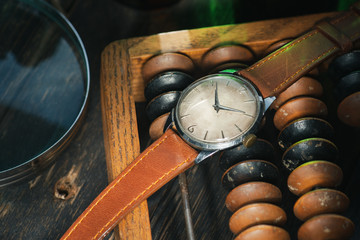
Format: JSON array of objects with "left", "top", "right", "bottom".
[
  {"left": 239, "top": 2, "right": 360, "bottom": 98},
  {"left": 61, "top": 129, "right": 198, "bottom": 240}
]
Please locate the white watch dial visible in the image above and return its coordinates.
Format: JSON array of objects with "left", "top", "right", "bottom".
[{"left": 175, "top": 74, "right": 263, "bottom": 150}]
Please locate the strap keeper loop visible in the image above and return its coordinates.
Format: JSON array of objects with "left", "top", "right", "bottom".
[{"left": 315, "top": 20, "right": 353, "bottom": 52}]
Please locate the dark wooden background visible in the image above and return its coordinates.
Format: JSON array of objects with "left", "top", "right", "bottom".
[{"left": 1, "top": 0, "right": 359, "bottom": 239}]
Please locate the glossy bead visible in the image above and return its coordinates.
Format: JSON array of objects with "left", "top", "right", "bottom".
[
  {"left": 201, "top": 45, "right": 254, "bottom": 73},
  {"left": 298, "top": 214, "right": 355, "bottom": 240},
  {"left": 149, "top": 112, "right": 170, "bottom": 140},
  {"left": 219, "top": 139, "right": 275, "bottom": 171},
  {"left": 144, "top": 71, "right": 194, "bottom": 101},
  {"left": 277, "top": 117, "right": 334, "bottom": 150},
  {"left": 287, "top": 161, "right": 343, "bottom": 196},
  {"left": 145, "top": 91, "right": 180, "bottom": 121},
  {"left": 235, "top": 225, "right": 290, "bottom": 240},
  {"left": 273, "top": 97, "right": 328, "bottom": 130},
  {"left": 334, "top": 71, "right": 360, "bottom": 102},
  {"left": 225, "top": 182, "right": 282, "bottom": 212},
  {"left": 222, "top": 160, "right": 279, "bottom": 190},
  {"left": 337, "top": 92, "right": 360, "bottom": 127},
  {"left": 229, "top": 203, "right": 287, "bottom": 235},
  {"left": 282, "top": 138, "right": 338, "bottom": 171},
  {"left": 142, "top": 52, "right": 195, "bottom": 82},
  {"left": 270, "top": 76, "right": 323, "bottom": 110},
  {"left": 327, "top": 50, "right": 360, "bottom": 81},
  {"left": 294, "top": 188, "right": 349, "bottom": 221}
]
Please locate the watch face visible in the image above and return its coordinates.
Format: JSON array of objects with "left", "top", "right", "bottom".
[{"left": 174, "top": 73, "right": 264, "bottom": 150}]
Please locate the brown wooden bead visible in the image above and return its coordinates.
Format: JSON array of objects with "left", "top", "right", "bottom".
[
  {"left": 226, "top": 182, "right": 282, "bottom": 212},
  {"left": 298, "top": 214, "right": 355, "bottom": 240},
  {"left": 273, "top": 97, "right": 328, "bottom": 130},
  {"left": 337, "top": 92, "right": 360, "bottom": 127},
  {"left": 235, "top": 225, "right": 290, "bottom": 240},
  {"left": 287, "top": 161, "right": 343, "bottom": 196},
  {"left": 270, "top": 76, "right": 323, "bottom": 110},
  {"left": 149, "top": 112, "right": 170, "bottom": 141},
  {"left": 229, "top": 203, "right": 287, "bottom": 235},
  {"left": 142, "top": 52, "right": 195, "bottom": 82},
  {"left": 201, "top": 45, "right": 254, "bottom": 72},
  {"left": 294, "top": 189, "right": 350, "bottom": 221}
]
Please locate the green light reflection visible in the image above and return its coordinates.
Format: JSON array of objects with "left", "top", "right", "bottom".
[
  {"left": 195, "top": 0, "right": 236, "bottom": 27},
  {"left": 337, "top": 0, "right": 358, "bottom": 10}
]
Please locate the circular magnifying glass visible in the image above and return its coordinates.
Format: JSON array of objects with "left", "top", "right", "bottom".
[{"left": 0, "top": 0, "right": 90, "bottom": 187}]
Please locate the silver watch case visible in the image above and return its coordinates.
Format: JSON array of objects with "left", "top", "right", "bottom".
[{"left": 172, "top": 73, "right": 266, "bottom": 151}]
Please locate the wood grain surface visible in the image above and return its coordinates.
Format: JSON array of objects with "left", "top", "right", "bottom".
[
  {"left": 2, "top": 0, "right": 360, "bottom": 240},
  {"left": 99, "top": 10, "right": 343, "bottom": 240},
  {"left": 101, "top": 40, "right": 152, "bottom": 239},
  {"left": 125, "top": 12, "right": 338, "bottom": 102}
]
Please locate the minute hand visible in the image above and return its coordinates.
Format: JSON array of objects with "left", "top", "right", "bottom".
[
  {"left": 213, "top": 82, "right": 221, "bottom": 113},
  {"left": 217, "top": 104, "right": 246, "bottom": 113}
]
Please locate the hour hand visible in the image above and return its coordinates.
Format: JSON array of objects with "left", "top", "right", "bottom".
[{"left": 217, "top": 104, "right": 246, "bottom": 114}]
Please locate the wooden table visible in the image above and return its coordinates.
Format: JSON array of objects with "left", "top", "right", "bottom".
[{"left": 1, "top": 0, "right": 360, "bottom": 239}]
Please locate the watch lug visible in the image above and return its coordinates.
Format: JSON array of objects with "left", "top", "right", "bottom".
[
  {"left": 195, "top": 150, "right": 219, "bottom": 164},
  {"left": 264, "top": 96, "right": 276, "bottom": 111},
  {"left": 163, "top": 109, "right": 175, "bottom": 133}
]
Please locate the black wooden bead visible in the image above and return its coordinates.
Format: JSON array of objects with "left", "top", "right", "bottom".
[
  {"left": 328, "top": 50, "right": 360, "bottom": 81},
  {"left": 221, "top": 160, "right": 279, "bottom": 190},
  {"left": 145, "top": 91, "right": 181, "bottom": 122},
  {"left": 334, "top": 71, "right": 360, "bottom": 102},
  {"left": 278, "top": 117, "right": 335, "bottom": 151},
  {"left": 282, "top": 138, "right": 339, "bottom": 171},
  {"left": 144, "top": 71, "right": 194, "bottom": 101},
  {"left": 219, "top": 139, "right": 275, "bottom": 171}
]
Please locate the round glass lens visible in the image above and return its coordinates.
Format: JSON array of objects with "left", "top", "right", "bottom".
[{"left": 0, "top": 0, "right": 89, "bottom": 186}]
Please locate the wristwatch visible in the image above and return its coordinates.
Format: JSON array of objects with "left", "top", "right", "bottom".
[{"left": 61, "top": 3, "right": 360, "bottom": 240}]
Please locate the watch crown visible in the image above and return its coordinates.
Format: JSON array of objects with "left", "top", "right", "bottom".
[{"left": 243, "top": 134, "right": 257, "bottom": 148}]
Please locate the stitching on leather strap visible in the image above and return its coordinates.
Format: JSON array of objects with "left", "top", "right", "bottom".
[
  {"left": 245, "top": 31, "right": 317, "bottom": 72},
  {"left": 63, "top": 134, "right": 170, "bottom": 240},
  {"left": 246, "top": 10, "right": 356, "bottom": 75},
  {"left": 271, "top": 45, "right": 337, "bottom": 94},
  {"left": 92, "top": 155, "right": 194, "bottom": 239}
]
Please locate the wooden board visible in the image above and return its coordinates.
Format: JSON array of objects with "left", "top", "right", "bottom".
[{"left": 100, "top": 12, "right": 343, "bottom": 239}]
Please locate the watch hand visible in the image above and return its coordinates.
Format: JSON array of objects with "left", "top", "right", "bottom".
[
  {"left": 217, "top": 104, "right": 246, "bottom": 114},
  {"left": 213, "top": 82, "right": 220, "bottom": 113},
  {"left": 212, "top": 82, "right": 246, "bottom": 114}
]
